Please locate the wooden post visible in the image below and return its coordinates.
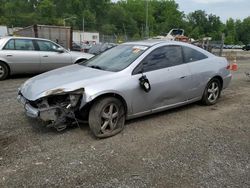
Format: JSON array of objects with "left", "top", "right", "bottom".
[{"left": 219, "top": 33, "right": 225, "bottom": 56}]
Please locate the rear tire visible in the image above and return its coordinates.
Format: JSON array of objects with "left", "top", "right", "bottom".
[
  {"left": 201, "top": 78, "right": 221, "bottom": 105},
  {"left": 89, "top": 97, "right": 125, "bottom": 138},
  {"left": 0, "top": 62, "right": 9, "bottom": 80}
]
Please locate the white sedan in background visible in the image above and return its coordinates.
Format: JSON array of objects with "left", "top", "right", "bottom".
[{"left": 0, "top": 37, "right": 94, "bottom": 80}]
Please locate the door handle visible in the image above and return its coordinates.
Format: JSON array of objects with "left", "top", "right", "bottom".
[
  {"left": 6, "top": 54, "right": 13, "bottom": 57},
  {"left": 43, "top": 55, "right": 48, "bottom": 57},
  {"left": 180, "top": 76, "right": 186, "bottom": 79}
]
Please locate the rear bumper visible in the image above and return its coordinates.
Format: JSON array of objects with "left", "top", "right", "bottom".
[
  {"left": 17, "top": 95, "right": 39, "bottom": 118},
  {"left": 223, "top": 73, "right": 232, "bottom": 89}
]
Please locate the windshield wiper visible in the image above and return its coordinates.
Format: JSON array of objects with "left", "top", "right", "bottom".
[{"left": 89, "top": 65, "right": 104, "bottom": 70}]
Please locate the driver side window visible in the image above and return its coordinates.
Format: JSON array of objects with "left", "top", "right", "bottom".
[
  {"left": 133, "top": 45, "right": 183, "bottom": 74},
  {"left": 36, "top": 40, "right": 59, "bottom": 52}
]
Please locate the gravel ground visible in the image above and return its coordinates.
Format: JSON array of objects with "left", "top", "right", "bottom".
[{"left": 0, "top": 59, "right": 250, "bottom": 188}]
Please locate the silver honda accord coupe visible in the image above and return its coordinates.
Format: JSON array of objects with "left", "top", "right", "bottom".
[
  {"left": 0, "top": 37, "right": 94, "bottom": 80},
  {"left": 17, "top": 40, "right": 232, "bottom": 138}
]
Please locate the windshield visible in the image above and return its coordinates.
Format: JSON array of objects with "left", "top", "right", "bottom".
[{"left": 81, "top": 44, "right": 148, "bottom": 72}]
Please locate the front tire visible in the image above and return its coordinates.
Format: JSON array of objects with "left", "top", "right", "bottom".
[
  {"left": 0, "top": 62, "right": 9, "bottom": 80},
  {"left": 202, "top": 78, "right": 221, "bottom": 105},
  {"left": 89, "top": 97, "right": 125, "bottom": 138}
]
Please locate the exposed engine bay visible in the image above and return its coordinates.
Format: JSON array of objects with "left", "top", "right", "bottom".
[{"left": 18, "top": 89, "right": 85, "bottom": 131}]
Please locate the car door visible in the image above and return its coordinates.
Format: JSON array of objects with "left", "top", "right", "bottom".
[
  {"left": 182, "top": 46, "right": 210, "bottom": 99},
  {"left": 130, "top": 45, "right": 193, "bottom": 115},
  {"left": 1, "top": 38, "right": 40, "bottom": 74},
  {"left": 35, "top": 40, "right": 72, "bottom": 72}
]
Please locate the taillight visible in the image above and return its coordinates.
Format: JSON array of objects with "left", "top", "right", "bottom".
[{"left": 226, "top": 65, "right": 231, "bottom": 70}]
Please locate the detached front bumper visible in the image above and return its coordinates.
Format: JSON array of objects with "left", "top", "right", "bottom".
[{"left": 17, "top": 95, "right": 39, "bottom": 118}]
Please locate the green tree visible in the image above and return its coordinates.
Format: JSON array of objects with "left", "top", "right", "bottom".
[
  {"left": 152, "top": 0, "right": 184, "bottom": 34},
  {"left": 0, "top": 0, "right": 249, "bottom": 44},
  {"left": 224, "top": 18, "right": 236, "bottom": 44},
  {"left": 186, "top": 10, "right": 223, "bottom": 40},
  {"left": 238, "top": 17, "right": 250, "bottom": 44},
  {"left": 101, "top": 24, "right": 117, "bottom": 35},
  {"left": 82, "top": 10, "right": 96, "bottom": 31},
  {"left": 37, "top": 0, "right": 57, "bottom": 24}
]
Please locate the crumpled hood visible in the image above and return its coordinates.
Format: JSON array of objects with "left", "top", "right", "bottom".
[{"left": 20, "top": 64, "right": 113, "bottom": 101}]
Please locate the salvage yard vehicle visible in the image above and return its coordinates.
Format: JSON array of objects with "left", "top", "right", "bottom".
[
  {"left": 17, "top": 40, "right": 232, "bottom": 138},
  {"left": 0, "top": 37, "right": 94, "bottom": 80},
  {"left": 242, "top": 44, "right": 250, "bottom": 51}
]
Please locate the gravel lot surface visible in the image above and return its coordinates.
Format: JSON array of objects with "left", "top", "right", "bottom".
[{"left": 0, "top": 59, "right": 250, "bottom": 187}]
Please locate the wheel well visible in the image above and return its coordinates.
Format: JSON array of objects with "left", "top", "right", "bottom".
[
  {"left": 74, "top": 59, "right": 87, "bottom": 64},
  {"left": 213, "top": 76, "right": 223, "bottom": 88},
  {"left": 0, "top": 60, "right": 10, "bottom": 74},
  {"left": 78, "top": 93, "right": 128, "bottom": 120}
]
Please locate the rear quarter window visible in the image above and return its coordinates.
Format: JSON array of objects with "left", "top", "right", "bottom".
[
  {"left": 3, "top": 39, "right": 15, "bottom": 50},
  {"left": 182, "top": 46, "right": 208, "bottom": 63}
]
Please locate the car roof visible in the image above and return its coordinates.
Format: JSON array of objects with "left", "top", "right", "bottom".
[
  {"left": 0, "top": 36, "right": 65, "bottom": 50},
  {"left": 123, "top": 39, "right": 185, "bottom": 47},
  {"left": 123, "top": 39, "right": 214, "bottom": 57},
  {"left": 1, "top": 36, "right": 52, "bottom": 41}
]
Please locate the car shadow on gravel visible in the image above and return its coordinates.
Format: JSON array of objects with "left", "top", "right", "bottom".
[
  {"left": 27, "top": 117, "right": 90, "bottom": 135},
  {"left": 26, "top": 101, "right": 212, "bottom": 136},
  {"left": 125, "top": 102, "right": 200, "bottom": 126}
]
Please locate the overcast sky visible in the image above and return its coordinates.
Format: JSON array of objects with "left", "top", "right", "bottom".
[
  {"left": 175, "top": 0, "right": 250, "bottom": 22},
  {"left": 112, "top": 0, "right": 250, "bottom": 22}
]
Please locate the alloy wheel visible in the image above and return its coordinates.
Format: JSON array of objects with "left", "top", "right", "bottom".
[
  {"left": 207, "top": 82, "right": 219, "bottom": 103},
  {"left": 100, "top": 103, "right": 119, "bottom": 133},
  {"left": 0, "top": 65, "right": 5, "bottom": 78}
]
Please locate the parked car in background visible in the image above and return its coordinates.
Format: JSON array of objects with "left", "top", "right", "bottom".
[
  {"left": 17, "top": 40, "right": 232, "bottom": 138},
  {"left": 71, "top": 42, "right": 82, "bottom": 51},
  {"left": 88, "top": 42, "right": 117, "bottom": 55},
  {"left": 0, "top": 37, "right": 94, "bottom": 80},
  {"left": 232, "top": 45, "right": 243, "bottom": 49},
  {"left": 242, "top": 44, "right": 250, "bottom": 51},
  {"left": 224, "top": 45, "right": 234, "bottom": 49},
  {"left": 80, "top": 42, "right": 93, "bottom": 53}
]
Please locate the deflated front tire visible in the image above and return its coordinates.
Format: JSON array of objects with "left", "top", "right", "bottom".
[{"left": 88, "top": 97, "right": 125, "bottom": 138}]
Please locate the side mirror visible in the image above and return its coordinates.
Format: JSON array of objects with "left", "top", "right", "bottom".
[
  {"left": 139, "top": 75, "right": 151, "bottom": 92},
  {"left": 56, "top": 48, "right": 65, "bottom": 53}
]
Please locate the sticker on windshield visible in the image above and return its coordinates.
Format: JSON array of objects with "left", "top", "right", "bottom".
[{"left": 132, "top": 46, "right": 148, "bottom": 54}]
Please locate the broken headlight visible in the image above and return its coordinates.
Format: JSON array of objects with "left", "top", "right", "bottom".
[
  {"left": 68, "top": 88, "right": 84, "bottom": 108},
  {"left": 45, "top": 88, "right": 84, "bottom": 108},
  {"left": 69, "top": 94, "right": 81, "bottom": 107}
]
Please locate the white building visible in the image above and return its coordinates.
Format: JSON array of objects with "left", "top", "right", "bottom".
[
  {"left": 73, "top": 31, "right": 99, "bottom": 43},
  {"left": 0, "top": 26, "right": 8, "bottom": 37}
]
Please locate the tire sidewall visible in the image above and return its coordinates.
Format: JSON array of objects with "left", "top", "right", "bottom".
[
  {"left": 202, "top": 78, "right": 221, "bottom": 105},
  {"left": 89, "top": 97, "right": 125, "bottom": 138},
  {"left": 0, "top": 62, "right": 8, "bottom": 80}
]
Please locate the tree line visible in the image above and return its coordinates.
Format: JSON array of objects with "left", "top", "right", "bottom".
[{"left": 0, "top": 0, "right": 249, "bottom": 44}]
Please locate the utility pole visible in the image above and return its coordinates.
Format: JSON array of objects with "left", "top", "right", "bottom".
[
  {"left": 123, "top": 23, "right": 127, "bottom": 41},
  {"left": 145, "top": 0, "right": 149, "bottom": 39},
  {"left": 219, "top": 33, "right": 225, "bottom": 56},
  {"left": 141, "top": 24, "right": 144, "bottom": 39},
  {"left": 82, "top": 17, "right": 84, "bottom": 42}
]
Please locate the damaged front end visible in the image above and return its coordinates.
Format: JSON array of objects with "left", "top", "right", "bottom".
[{"left": 17, "top": 88, "right": 84, "bottom": 131}]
